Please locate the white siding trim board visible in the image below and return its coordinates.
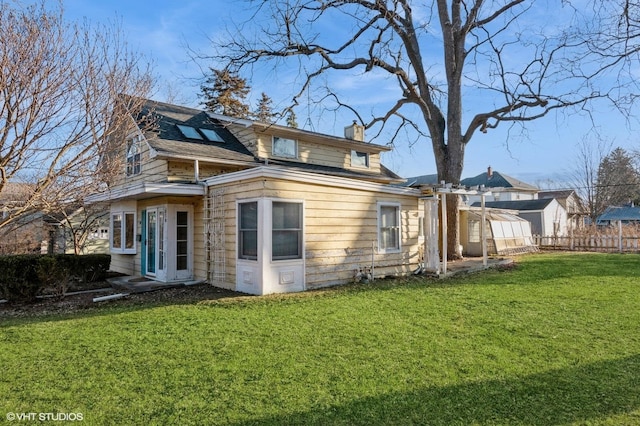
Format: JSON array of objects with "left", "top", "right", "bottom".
[{"left": 204, "top": 166, "right": 420, "bottom": 197}]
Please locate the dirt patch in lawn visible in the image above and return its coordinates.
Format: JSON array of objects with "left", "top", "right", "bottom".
[{"left": 0, "top": 283, "right": 242, "bottom": 319}]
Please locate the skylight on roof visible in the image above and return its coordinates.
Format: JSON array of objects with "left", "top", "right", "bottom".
[
  {"left": 200, "top": 128, "right": 225, "bottom": 143},
  {"left": 176, "top": 124, "right": 203, "bottom": 140}
]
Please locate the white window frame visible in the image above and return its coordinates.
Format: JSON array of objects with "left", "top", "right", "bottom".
[
  {"left": 126, "top": 135, "right": 142, "bottom": 176},
  {"left": 351, "top": 150, "right": 370, "bottom": 168},
  {"left": 271, "top": 201, "right": 303, "bottom": 261},
  {"left": 238, "top": 201, "right": 259, "bottom": 261},
  {"left": 272, "top": 136, "right": 298, "bottom": 159},
  {"left": 111, "top": 210, "right": 137, "bottom": 254},
  {"left": 377, "top": 202, "right": 401, "bottom": 253}
]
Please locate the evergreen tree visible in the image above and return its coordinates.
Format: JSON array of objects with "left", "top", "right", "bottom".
[
  {"left": 200, "top": 68, "right": 250, "bottom": 118},
  {"left": 254, "top": 92, "right": 275, "bottom": 123},
  {"left": 286, "top": 110, "right": 298, "bottom": 128},
  {"left": 596, "top": 147, "right": 640, "bottom": 208}
]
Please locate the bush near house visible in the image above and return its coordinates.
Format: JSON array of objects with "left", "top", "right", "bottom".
[{"left": 0, "top": 254, "right": 110, "bottom": 302}]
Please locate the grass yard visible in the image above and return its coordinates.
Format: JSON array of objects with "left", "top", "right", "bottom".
[{"left": 1, "top": 252, "right": 640, "bottom": 425}]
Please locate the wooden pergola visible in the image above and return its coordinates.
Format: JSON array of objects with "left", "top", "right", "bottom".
[{"left": 421, "top": 185, "right": 492, "bottom": 275}]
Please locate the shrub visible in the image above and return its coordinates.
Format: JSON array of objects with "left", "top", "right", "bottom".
[
  {"left": 74, "top": 254, "right": 111, "bottom": 283},
  {"left": 0, "top": 255, "right": 43, "bottom": 302},
  {"left": 0, "top": 254, "right": 111, "bottom": 302},
  {"left": 37, "top": 255, "right": 71, "bottom": 298}
]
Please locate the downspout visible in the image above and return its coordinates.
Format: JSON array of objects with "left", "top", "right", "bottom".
[{"left": 194, "top": 159, "right": 200, "bottom": 183}]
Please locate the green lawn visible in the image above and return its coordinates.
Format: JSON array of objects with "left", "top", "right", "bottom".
[{"left": 1, "top": 252, "right": 640, "bottom": 425}]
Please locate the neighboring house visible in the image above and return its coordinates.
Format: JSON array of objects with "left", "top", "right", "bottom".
[
  {"left": 0, "top": 182, "right": 47, "bottom": 254},
  {"left": 46, "top": 209, "right": 110, "bottom": 255},
  {"left": 460, "top": 167, "right": 539, "bottom": 204},
  {"left": 87, "top": 99, "right": 425, "bottom": 295},
  {"left": 539, "top": 189, "right": 587, "bottom": 231},
  {"left": 471, "top": 198, "right": 568, "bottom": 237},
  {"left": 596, "top": 205, "right": 640, "bottom": 226}
]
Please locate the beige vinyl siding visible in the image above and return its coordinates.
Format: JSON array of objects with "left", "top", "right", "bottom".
[
  {"left": 124, "top": 139, "right": 168, "bottom": 185},
  {"left": 208, "top": 178, "right": 266, "bottom": 290},
  {"left": 110, "top": 253, "right": 138, "bottom": 277},
  {"left": 262, "top": 180, "right": 421, "bottom": 289},
  {"left": 255, "top": 134, "right": 382, "bottom": 174},
  {"left": 206, "top": 177, "right": 421, "bottom": 291},
  {"left": 227, "top": 123, "right": 259, "bottom": 156}
]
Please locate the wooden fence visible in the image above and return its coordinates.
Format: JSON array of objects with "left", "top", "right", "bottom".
[{"left": 533, "top": 234, "right": 640, "bottom": 253}]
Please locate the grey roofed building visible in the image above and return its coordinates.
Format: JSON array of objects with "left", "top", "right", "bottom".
[
  {"left": 460, "top": 167, "right": 538, "bottom": 191},
  {"left": 596, "top": 205, "right": 640, "bottom": 225}
]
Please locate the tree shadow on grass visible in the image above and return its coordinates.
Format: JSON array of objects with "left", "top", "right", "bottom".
[{"left": 238, "top": 354, "right": 640, "bottom": 426}]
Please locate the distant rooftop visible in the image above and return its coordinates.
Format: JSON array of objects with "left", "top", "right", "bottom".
[
  {"left": 471, "top": 199, "right": 555, "bottom": 211},
  {"left": 461, "top": 167, "right": 538, "bottom": 191}
]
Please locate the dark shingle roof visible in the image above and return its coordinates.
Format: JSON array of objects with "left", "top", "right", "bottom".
[
  {"left": 139, "top": 100, "right": 257, "bottom": 164},
  {"left": 471, "top": 199, "right": 555, "bottom": 211},
  {"left": 265, "top": 158, "right": 403, "bottom": 183},
  {"left": 461, "top": 171, "right": 538, "bottom": 191}
]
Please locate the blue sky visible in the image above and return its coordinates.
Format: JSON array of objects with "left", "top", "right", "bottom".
[{"left": 61, "top": 0, "right": 639, "bottom": 186}]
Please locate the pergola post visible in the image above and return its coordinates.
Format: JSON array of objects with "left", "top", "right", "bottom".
[
  {"left": 481, "top": 192, "right": 488, "bottom": 268},
  {"left": 441, "top": 192, "right": 448, "bottom": 275},
  {"left": 422, "top": 197, "right": 440, "bottom": 274}
]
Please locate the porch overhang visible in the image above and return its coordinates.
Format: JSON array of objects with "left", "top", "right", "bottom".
[{"left": 86, "top": 182, "right": 204, "bottom": 203}]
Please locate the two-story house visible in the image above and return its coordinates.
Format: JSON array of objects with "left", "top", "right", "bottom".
[{"left": 87, "top": 99, "right": 425, "bottom": 295}]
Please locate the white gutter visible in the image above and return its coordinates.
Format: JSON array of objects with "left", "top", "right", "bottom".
[{"left": 86, "top": 182, "right": 205, "bottom": 203}]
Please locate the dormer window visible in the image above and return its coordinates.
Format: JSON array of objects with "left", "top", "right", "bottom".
[
  {"left": 351, "top": 150, "right": 369, "bottom": 168},
  {"left": 126, "top": 136, "right": 141, "bottom": 176},
  {"left": 273, "top": 136, "right": 297, "bottom": 159}
]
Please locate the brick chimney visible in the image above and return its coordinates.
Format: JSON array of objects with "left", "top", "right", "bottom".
[{"left": 487, "top": 166, "right": 493, "bottom": 179}]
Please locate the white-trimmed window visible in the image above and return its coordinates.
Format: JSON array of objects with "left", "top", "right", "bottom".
[
  {"left": 272, "top": 202, "right": 302, "bottom": 261},
  {"left": 111, "top": 211, "right": 136, "bottom": 254},
  {"left": 378, "top": 203, "right": 401, "bottom": 253},
  {"left": 273, "top": 136, "right": 297, "bottom": 159},
  {"left": 126, "top": 136, "right": 141, "bottom": 176},
  {"left": 238, "top": 202, "right": 258, "bottom": 260},
  {"left": 351, "top": 150, "right": 370, "bottom": 168}
]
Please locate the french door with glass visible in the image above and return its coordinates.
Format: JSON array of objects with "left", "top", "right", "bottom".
[{"left": 143, "top": 205, "right": 193, "bottom": 282}]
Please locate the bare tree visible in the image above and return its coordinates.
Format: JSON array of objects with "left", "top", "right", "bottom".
[
  {"left": 0, "top": 1, "right": 153, "bottom": 236},
  {"left": 206, "top": 1, "right": 640, "bottom": 259},
  {"left": 569, "top": 137, "right": 613, "bottom": 223}
]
